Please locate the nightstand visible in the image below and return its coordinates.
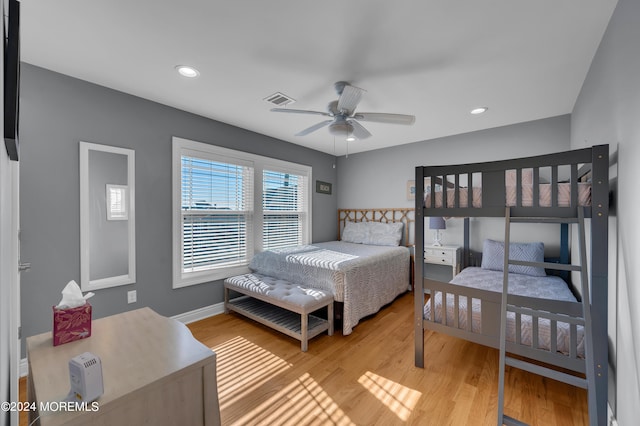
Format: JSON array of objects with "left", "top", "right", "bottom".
[{"left": 424, "top": 245, "right": 462, "bottom": 277}]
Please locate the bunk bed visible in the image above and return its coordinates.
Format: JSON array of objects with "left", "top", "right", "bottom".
[{"left": 414, "top": 145, "right": 609, "bottom": 426}]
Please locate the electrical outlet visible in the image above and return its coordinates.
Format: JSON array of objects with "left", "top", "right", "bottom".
[{"left": 127, "top": 290, "right": 137, "bottom": 304}]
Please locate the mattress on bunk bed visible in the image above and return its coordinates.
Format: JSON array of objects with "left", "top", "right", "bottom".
[
  {"left": 249, "top": 241, "right": 410, "bottom": 335},
  {"left": 424, "top": 182, "right": 591, "bottom": 208},
  {"left": 423, "top": 267, "right": 585, "bottom": 356}
]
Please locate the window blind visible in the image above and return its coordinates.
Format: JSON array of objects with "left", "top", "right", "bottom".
[
  {"left": 262, "top": 170, "right": 307, "bottom": 250},
  {"left": 107, "top": 185, "right": 128, "bottom": 220},
  {"left": 181, "top": 156, "right": 253, "bottom": 273}
]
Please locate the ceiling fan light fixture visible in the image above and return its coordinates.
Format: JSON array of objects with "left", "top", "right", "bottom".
[
  {"left": 470, "top": 107, "right": 488, "bottom": 115},
  {"left": 346, "top": 134, "right": 356, "bottom": 142},
  {"left": 328, "top": 121, "right": 353, "bottom": 137},
  {"left": 175, "top": 65, "right": 200, "bottom": 78}
]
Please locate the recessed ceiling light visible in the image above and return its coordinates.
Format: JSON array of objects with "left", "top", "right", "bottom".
[
  {"left": 175, "top": 65, "right": 200, "bottom": 78},
  {"left": 470, "top": 107, "right": 488, "bottom": 115}
]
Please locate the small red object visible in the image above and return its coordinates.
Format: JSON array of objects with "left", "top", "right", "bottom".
[{"left": 52, "top": 303, "right": 92, "bottom": 346}]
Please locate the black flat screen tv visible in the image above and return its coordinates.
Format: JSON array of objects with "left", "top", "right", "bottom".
[{"left": 4, "top": 0, "right": 20, "bottom": 161}]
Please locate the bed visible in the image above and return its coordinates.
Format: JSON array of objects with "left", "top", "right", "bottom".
[
  {"left": 249, "top": 208, "right": 414, "bottom": 335},
  {"left": 424, "top": 267, "right": 585, "bottom": 357},
  {"left": 414, "top": 145, "right": 609, "bottom": 425}
]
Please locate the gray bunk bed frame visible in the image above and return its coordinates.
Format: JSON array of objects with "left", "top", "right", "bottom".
[{"left": 414, "top": 145, "right": 609, "bottom": 425}]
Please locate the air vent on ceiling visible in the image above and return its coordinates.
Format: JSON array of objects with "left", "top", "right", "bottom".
[{"left": 264, "top": 92, "right": 295, "bottom": 106}]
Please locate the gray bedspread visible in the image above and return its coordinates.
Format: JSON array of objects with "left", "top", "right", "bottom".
[
  {"left": 424, "top": 267, "right": 584, "bottom": 355},
  {"left": 250, "top": 241, "right": 410, "bottom": 335}
]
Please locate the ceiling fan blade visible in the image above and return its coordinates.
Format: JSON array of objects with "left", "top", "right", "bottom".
[
  {"left": 271, "top": 108, "right": 331, "bottom": 117},
  {"left": 295, "top": 120, "right": 333, "bottom": 136},
  {"left": 349, "top": 120, "right": 372, "bottom": 139},
  {"left": 337, "top": 84, "right": 365, "bottom": 115},
  {"left": 353, "top": 112, "right": 416, "bottom": 125}
]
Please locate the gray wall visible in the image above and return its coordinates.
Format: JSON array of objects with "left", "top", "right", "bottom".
[
  {"left": 337, "top": 115, "right": 572, "bottom": 253},
  {"left": 19, "top": 64, "right": 337, "bottom": 354},
  {"left": 571, "top": 0, "right": 639, "bottom": 423}
]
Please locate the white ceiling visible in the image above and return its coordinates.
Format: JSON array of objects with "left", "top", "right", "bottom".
[{"left": 19, "top": 0, "right": 617, "bottom": 156}]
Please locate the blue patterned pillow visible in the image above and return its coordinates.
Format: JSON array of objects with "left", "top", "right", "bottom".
[{"left": 481, "top": 239, "right": 546, "bottom": 277}]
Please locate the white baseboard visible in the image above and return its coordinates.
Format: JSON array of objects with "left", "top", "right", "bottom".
[
  {"left": 171, "top": 301, "right": 225, "bottom": 324},
  {"left": 19, "top": 358, "right": 27, "bottom": 378},
  {"left": 19, "top": 302, "right": 225, "bottom": 378}
]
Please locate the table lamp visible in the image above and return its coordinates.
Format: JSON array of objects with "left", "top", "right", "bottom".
[{"left": 429, "top": 217, "right": 446, "bottom": 246}]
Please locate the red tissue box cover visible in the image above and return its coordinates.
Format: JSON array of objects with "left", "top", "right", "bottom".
[{"left": 52, "top": 303, "right": 92, "bottom": 346}]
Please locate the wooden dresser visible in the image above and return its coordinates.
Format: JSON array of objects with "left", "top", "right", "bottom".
[{"left": 26, "top": 307, "right": 220, "bottom": 426}]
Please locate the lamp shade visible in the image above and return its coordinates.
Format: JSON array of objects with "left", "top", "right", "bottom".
[{"left": 429, "top": 217, "right": 446, "bottom": 230}]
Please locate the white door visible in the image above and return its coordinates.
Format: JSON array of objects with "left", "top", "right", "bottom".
[
  {"left": 1, "top": 0, "right": 21, "bottom": 422},
  {"left": 0, "top": 144, "right": 20, "bottom": 426}
]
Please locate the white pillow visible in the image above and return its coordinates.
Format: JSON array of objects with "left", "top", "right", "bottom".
[
  {"left": 364, "top": 222, "right": 404, "bottom": 246},
  {"left": 341, "top": 221, "right": 368, "bottom": 244}
]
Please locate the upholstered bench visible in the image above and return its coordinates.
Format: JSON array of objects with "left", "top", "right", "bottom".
[{"left": 224, "top": 273, "right": 334, "bottom": 351}]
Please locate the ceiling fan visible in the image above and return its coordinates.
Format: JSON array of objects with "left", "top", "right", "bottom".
[{"left": 271, "top": 81, "right": 415, "bottom": 141}]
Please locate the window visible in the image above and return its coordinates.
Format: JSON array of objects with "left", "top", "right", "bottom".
[
  {"left": 106, "top": 184, "right": 128, "bottom": 220},
  {"left": 263, "top": 170, "right": 308, "bottom": 250},
  {"left": 181, "top": 157, "right": 253, "bottom": 276},
  {"left": 173, "top": 137, "right": 312, "bottom": 288}
]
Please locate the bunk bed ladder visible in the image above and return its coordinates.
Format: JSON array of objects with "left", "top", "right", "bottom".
[{"left": 497, "top": 206, "right": 597, "bottom": 426}]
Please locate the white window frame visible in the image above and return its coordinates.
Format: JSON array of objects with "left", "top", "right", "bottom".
[{"left": 172, "top": 137, "right": 312, "bottom": 288}]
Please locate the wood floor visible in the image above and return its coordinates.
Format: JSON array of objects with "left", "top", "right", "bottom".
[{"left": 20, "top": 291, "right": 588, "bottom": 425}]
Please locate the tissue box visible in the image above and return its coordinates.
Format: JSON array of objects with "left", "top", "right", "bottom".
[{"left": 52, "top": 303, "right": 92, "bottom": 346}]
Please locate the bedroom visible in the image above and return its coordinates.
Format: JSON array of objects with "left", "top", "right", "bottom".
[{"left": 1, "top": 0, "right": 638, "bottom": 425}]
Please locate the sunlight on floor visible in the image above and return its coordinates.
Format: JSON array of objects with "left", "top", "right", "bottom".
[
  {"left": 213, "top": 336, "right": 291, "bottom": 409},
  {"left": 358, "top": 371, "right": 422, "bottom": 421},
  {"left": 232, "top": 372, "right": 353, "bottom": 426}
]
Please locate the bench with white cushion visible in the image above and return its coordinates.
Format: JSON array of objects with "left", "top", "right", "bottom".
[{"left": 224, "top": 273, "right": 334, "bottom": 351}]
